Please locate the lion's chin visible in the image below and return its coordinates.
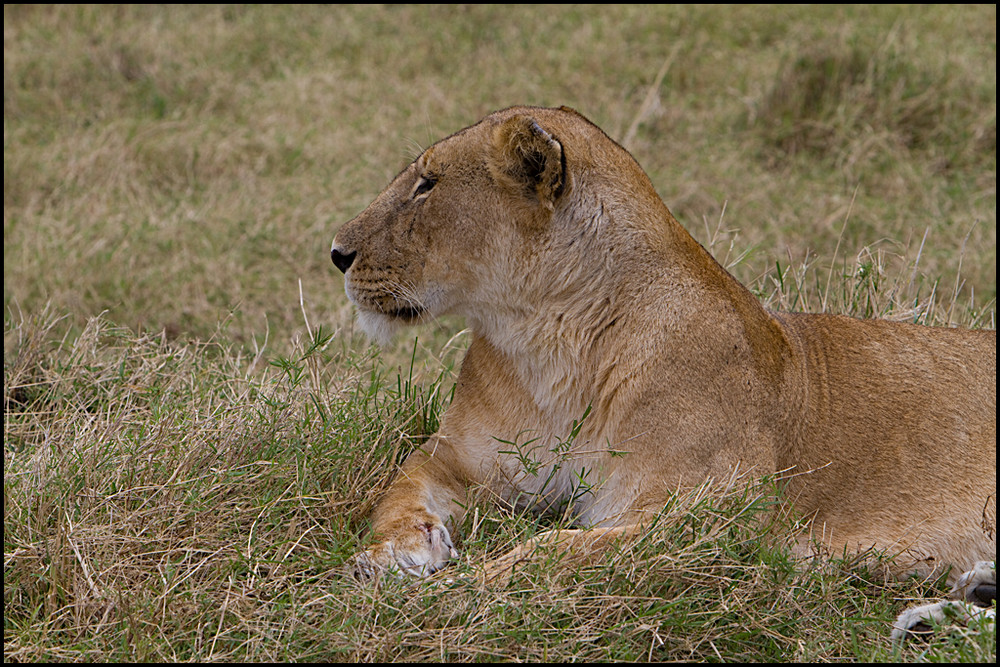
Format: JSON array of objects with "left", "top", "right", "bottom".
[{"left": 355, "top": 309, "right": 421, "bottom": 346}]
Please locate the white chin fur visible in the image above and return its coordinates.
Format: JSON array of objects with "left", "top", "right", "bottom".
[{"left": 356, "top": 310, "right": 407, "bottom": 346}]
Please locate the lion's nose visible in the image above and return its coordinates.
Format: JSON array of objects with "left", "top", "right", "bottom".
[{"left": 331, "top": 246, "right": 357, "bottom": 273}]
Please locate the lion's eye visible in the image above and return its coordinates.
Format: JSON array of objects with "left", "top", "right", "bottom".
[{"left": 413, "top": 176, "right": 437, "bottom": 198}]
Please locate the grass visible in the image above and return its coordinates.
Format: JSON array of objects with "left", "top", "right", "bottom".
[{"left": 4, "top": 4, "right": 996, "bottom": 663}]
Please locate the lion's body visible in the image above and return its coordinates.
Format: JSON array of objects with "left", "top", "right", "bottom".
[
  {"left": 777, "top": 312, "right": 994, "bottom": 574},
  {"left": 331, "top": 105, "right": 996, "bottom": 583}
]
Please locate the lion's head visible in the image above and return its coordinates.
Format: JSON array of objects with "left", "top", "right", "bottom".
[{"left": 331, "top": 105, "right": 671, "bottom": 344}]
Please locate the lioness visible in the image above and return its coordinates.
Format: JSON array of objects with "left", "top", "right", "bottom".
[{"left": 330, "top": 106, "right": 995, "bottom": 628}]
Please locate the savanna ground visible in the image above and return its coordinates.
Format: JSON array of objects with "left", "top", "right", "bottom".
[{"left": 4, "top": 4, "right": 996, "bottom": 662}]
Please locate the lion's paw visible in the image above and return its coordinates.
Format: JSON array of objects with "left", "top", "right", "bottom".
[
  {"left": 892, "top": 561, "right": 996, "bottom": 642},
  {"left": 953, "top": 560, "right": 996, "bottom": 607},
  {"left": 349, "top": 520, "right": 458, "bottom": 580}
]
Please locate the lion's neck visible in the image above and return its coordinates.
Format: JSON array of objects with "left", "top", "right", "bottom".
[
  {"left": 466, "top": 201, "right": 781, "bottom": 439},
  {"left": 467, "top": 275, "right": 643, "bottom": 440}
]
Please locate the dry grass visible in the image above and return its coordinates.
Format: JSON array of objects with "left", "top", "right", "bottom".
[
  {"left": 4, "top": 5, "right": 995, "bottom": 346},
  {"left": 4, "top": 309, "right": 994, "bottom": 661},
  {"left": 4, "top": 4, "right": 996, "bottom": 662}
]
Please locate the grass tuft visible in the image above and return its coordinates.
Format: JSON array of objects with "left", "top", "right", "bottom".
[{"left": 754, "top": 36, "right": 995, "bottom": 174}]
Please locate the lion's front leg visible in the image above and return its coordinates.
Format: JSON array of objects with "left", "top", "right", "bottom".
[{"left": 349, "top": 442, "right": 467, "bottom": 580}]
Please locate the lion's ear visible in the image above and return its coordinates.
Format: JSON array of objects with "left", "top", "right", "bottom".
[{"left": 489, "top": 115, "right": 565, "bottom": 209}]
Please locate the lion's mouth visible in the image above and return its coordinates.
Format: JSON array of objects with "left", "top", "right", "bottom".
[
  {"left": 386, "top": 304, "right": 423, "bottom": 322},
  {"left": 345, "top": 282, "right": 425, "bottom": 323},
  {"left": 353, "top": 299, "right": 424, "bottom": 323}
]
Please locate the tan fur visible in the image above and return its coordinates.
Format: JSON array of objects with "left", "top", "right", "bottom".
[{"left": 331, "top": 105, "right": 996, "bottom": 584}]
